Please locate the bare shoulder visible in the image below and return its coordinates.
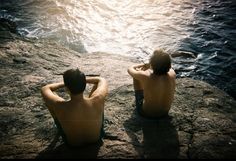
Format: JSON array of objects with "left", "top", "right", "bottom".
[
  {"left": 140, "top": 69, "right": 152, "bottom": 79},
  {"left": 86, "top": 96, "right": 105, "bottom": 113},
  {"left": 90, "top": 94, "right": 106, "bottom": 103}
]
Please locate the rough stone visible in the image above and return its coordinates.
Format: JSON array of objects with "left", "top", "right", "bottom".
[{"left": 0, "top": 38, "right": 235, "bottom": 159}]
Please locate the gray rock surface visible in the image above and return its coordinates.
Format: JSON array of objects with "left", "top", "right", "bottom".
[{"left": 0, "top": 38, "right": 235, "bottom": 159}]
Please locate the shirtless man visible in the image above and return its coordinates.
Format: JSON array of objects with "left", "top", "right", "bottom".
[
  {"left": 127, "top": 49, "right": 176, "bottom": 118},
  {"left": 41, "top": 68, "right": 108, "bottom": 147}
]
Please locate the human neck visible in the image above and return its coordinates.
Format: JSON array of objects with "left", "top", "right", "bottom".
[{"left": 70, "top": 93, "right": 84, "bottom": 101}]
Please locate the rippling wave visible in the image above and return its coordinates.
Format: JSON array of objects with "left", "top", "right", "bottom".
[{"left": 0, "top": 0, "right": 235, "bottom": 98}]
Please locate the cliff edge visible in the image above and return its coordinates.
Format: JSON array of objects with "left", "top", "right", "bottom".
[{"left": 0, "top": 36, "right": 236, "bottom": 159}]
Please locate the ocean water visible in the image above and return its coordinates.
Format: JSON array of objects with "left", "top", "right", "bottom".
[{"left": 0, "top": 0, "right": 235, "bottom": 99}]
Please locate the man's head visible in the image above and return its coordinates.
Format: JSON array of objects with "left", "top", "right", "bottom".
[
  {"left": 63, "top": 68, "right": 86, "bottom": 95},
  {"left": 149, "top": 49, "right": 171, "bottom": 75}
]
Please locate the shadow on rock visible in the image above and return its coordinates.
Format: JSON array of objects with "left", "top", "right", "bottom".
[
  {"left": 36, "top": 134, "right": 103, "bottom": 159},
  {"left": 124, "top": 110, "right": 180, "bottom": 159}
]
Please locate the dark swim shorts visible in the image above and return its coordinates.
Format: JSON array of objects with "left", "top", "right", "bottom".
[
  {"left": 53, "top": 117, "right": 68, "bottom": 145},
  {"left": 135, "top": 90, "right": 145, "bottom": 116}
]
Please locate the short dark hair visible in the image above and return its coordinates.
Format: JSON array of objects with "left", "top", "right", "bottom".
[
  {"left": 63, "top": 68, "right": 86, "bottom": 95},
  {"left": 149, "top": 49, "right": 171, "bottom": 75}
]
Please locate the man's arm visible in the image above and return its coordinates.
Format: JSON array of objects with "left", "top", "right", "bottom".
[
  {"left": 127, "top": 63, "right": 150, "bottom": 80},
  {"left": 86, "top": 77, "right": 108, "bottom": 100},
  {"left": 41, "top": 82, "right": 65, "bottom": 108},
  {"left": 168, "top": 68, "right": 176, "bottom": 78}
]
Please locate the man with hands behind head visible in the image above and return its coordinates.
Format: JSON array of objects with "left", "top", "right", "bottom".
[
  {"left": 41, "top": 68, "right": 108, "bottom": 147},
  {"left": 127, "top": 49, "right": 176, "bottom": 118}
]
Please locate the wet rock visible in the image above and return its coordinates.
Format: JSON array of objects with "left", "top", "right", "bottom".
[
  {"left": 0, "top": 18, "right": 17, "bottom": 33},
  {"left": 171, "top": 50, "right": 197, "bottom": 59}
]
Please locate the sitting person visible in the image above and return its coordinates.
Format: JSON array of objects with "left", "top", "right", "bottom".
[
  {"left": 127, "top": 49, "right": 176, "bottom": 118},
  {"left": 41, "top": 68, "right": 108, "bottom": 147}
]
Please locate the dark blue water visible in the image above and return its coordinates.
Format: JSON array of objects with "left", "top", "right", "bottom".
[
  {"left": 0, "top": 0, "right": 236, "bottom": 99},
  {"left": 176, "top": 0, "right": 236, "bottom": 99}
]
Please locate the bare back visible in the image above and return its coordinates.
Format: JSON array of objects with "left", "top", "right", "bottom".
[
  {"left": 142, "top": 69, "right": 176, "bottom": 117},
  {"left": 133, "top": 69, "right": 175, "bottom": 117},
  {"left": 57, "top": 97, "right": 104, "bottom": 146}
]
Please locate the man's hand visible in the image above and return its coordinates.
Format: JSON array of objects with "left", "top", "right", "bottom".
[
  {"left": 127, "top": 63, "right": 150, "bottom": 81},
  {"left": 86, "top": 77, "right": 108, "bottom": 99},
  {"left": 134, "top": 63, "right": 150, "bottom": 71}
]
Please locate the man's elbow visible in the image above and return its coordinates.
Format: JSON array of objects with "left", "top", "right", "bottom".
[
  {"left": 127, "top": 68, "right": 130, "bottom": 74},
  {"left": 98, "top": 78, "right": 108, "bottom": 96},
  {"left": 101, "top": 78, "right": 108, "bottom": 92},
  {"left": 98, "top": 77, "right": 106, "bottom": 85},
  {"left": 41, "top": 86, "right": 45, "bottom": 94},
  {"left": 41, "top": 85, "right": 49, "bottom": 96},
  {"left": 169, "top": 68, "right": 176, "bottom": 78},
  {"left": 127, "top": 67, "right": 133, "bottom": 75}
]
